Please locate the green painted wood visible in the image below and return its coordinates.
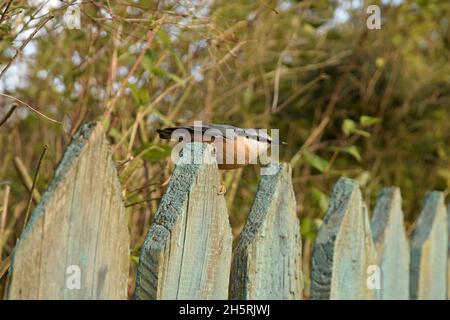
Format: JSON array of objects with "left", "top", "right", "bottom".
[
  {"left": 371, "top": 187, "right": 409, "bottom": 299},
  {"left": 410, "top": 191, "right": 448, "bottom": 299},
  {"left": 229, "top": 163, "right": 302, "bottom": 300},
  {"left": 9, "top": 122, "right": 130, "bottom": 299},
  {"left": 135, "top": 143, "right": 232, "bottom": 300},
  {"left": 311, "top": 178, "right": 376, "bottom": 300}
]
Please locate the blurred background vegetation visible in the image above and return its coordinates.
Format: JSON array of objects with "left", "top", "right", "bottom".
[{"left": 0, "top": 0, "right": 449, "bottom": 298}]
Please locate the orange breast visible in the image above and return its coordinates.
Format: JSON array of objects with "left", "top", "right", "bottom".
[{"left": 209, "top": 136, "right": 251, "bottom": 170}]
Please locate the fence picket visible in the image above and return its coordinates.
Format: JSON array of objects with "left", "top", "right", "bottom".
[
  {"left": 2, "top": 121, "right": 449, "bottom": 300},
  {"left": 410, "top": 191, "right": 448, "bottom": 299},
  {"left": 311, "top": 178, "right": 376, "bottom": 299},
  {"left": 229, "top": 163, "right": 302, "bottom": 300},
  {"left": 370, "top": 187, "right": 409, "bottom": 299},
  {"left": 134, "top": 143, "right": 232, "bottom": 300},
  {"left": 8, "top": 122, "right": 130, "bottom": 299}
]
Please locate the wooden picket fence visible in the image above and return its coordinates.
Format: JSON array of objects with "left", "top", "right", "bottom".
[{"left": 2, "top": 122, "right": 449, "bottom": 299}]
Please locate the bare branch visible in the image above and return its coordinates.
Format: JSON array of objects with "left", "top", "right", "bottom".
[{"left": 0, "top": 14, "right": 54, "bottom": 79}]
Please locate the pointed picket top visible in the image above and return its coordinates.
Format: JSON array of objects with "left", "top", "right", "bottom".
[
  {"left": 311, "top": 178, "right": 376, "bottom": 300},
  {"left": 135, "top": 143, "right": 232, "bottom": 300},
  {"left": 229, "top": 163, "right": 303, "bottom": 300},
  {"left": 371, "top": 187, "right": 409, "bottom": 299},
  {"left": 410, "top": 191, "right": 448, "bottom": 300},
  {"left": 9, "top": 122, "right": 130, "bottom": 299}
]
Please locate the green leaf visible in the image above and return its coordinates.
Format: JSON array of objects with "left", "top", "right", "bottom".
[
  {"left": 310, "top": 187, "right": 330, "bottom": 213},
  {"left": 151, "top": 67, "right": 184, "bottom": 84},
  {"left": 141, "top": 57, "right": 152, "bottom": 73},
  {"left": 342, "top": 119, "right": 357, "bottom": 136},
  {"left": 0, "top": 24, "right": 12, "bottom": 34},
  {"left": 127, "top": 83, "right": 139, "bottom": 102},
  {"left": 141, "top": 51, "right": 158, "bottom": 73},
  {"left": 303, "top": 151, "right": 330, "bottom": 173},
  {"left": 172, "top": 52, "right": 187, "bottom": 76},
  {"left": 118, "top": 50, "right": 132, "bottom": 61},
  {"left": 166, "top": 72, "right": 184, "bottom": 85},
  {"left": 300, "top": 217, "right": 317, "bottom": 240},
  {"left": 375, "top": 58, "right": 385, "bottom": 68},
  {"left": 157, "top": 29, "right": 171, "bottom": 47},
  {"left": 153, "top": 110, "right": 175, "bottom": 126},
  {"left": 138, "top": 89, "right": 150, "bottom": 105},
  {"left": 354, "top": 129, "right": 371, "bottom": 138},
  {"left": 130, "top": 255, "right": 139, "bottom": 265},
  {"left": 138, "top": 144, "right": 172, "bottom": 162},
  {"left": 243, "top": 86, "right": 253, "bottom": 107},
  {"left": 0, "top": 39, "right": 12, "bottom": 53},
  {"left": 150, "top": 67, "right": 165, "bottom": 76},
  {"left": 342, "top": 145, "right": 362, "bottom": 162},
  {"left": 127, "top": 83, "right": 149, "bottom": 105},
  {"left": 342, "top": 119, "right": 371, "bottom": 138},
  {"left": 360, "top": 115, "right": 382, "bottom": 127},
  {"left": 108, "top": 128, "right": 123, "bottom": 142},
  {"left": 119, "top": 157, "right": 144, "bottom": 184}
]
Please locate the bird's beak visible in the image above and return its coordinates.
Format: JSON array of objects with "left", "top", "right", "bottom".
[{"left": 270, "top": 140, "right": 287, "bottom": 146}]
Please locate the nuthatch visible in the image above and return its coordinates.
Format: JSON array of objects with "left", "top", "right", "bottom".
[{"left": 157, "top": 123, "right": 285, "bottom": 170}]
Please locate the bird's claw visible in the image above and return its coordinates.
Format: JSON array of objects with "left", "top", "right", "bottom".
[{"left": 217, "top": 184, "right": 226, "bottom": 195}]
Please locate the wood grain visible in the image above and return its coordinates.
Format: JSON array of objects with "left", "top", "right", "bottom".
[
  {"left": 134, "top": 143, "right": 232, "bottom": 299},
  {"left": 410, "top": 191, "right": 447, "bottom": 300},
  {"left": 229, "top": 163, "right": 302, "bottom": 300},
  {"left": 371, "top": 187, "right": 409, "bottom": 299},
  {"left": 8, "top": 122, "right": 130, "bottom": 299},
  {"left": 311, "top": 178, "right": 376, "bottom": 300}
]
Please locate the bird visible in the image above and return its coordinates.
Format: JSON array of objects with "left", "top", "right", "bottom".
[{"left": 156, "top": 123, "right": 285, "bottom": 170}]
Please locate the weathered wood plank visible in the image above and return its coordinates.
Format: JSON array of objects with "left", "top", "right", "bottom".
[
  {"left": 134, "top": 143, "right": 232, "bottom": 300},
  {"left": 229, "top": 163, "right": 302, "bottom": 300},
  {"left": 370, "top": 187, "right": 409, "bottom": 299},
  {"left": 9, "top": 122, "right": 130, "bottom": 299},
  {"left": 410, "top": 191, "right": 448, "bottom": 300},
  {"left": 311, "top": 178, "right": 376, "bottom": 300}
]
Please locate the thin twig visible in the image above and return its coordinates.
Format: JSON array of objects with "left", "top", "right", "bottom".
[
  {"left": 112, "top": 40, "right": 249, "bottom": 153},
  {"left": 0, "top": 0, "right": 12, "bottom": 25},
  {"left": 0, "top": 184, "right": 9, "bottom": 233},
  {"left": 0, "top": 184, "right": 10, "bottom": 259},
  {"left": 271, "top": 33, "right": 298, "bottom": 112},
  {"left": 0, "top": 104, "right": 17, "bottom": 127},
  {"left": 13, "top": 156, "right": 41, "bottom": 204},
  {"left": 125, "top": 197, "right": 160, "bottom": 208},
  {"left": 23, "top": 145, "right": 47, "bottom": 229},
  {"left": 103, "top": 17, "right": 165, "bottom": 122},
  {"left": 127, "top": 182, "right": 159, "bottom": 195},
  {"left": 0, "top": 254, "right": 10, "bottom": 279},
  {"left": 290, "top": 77, "right": 348, "bottom": 168},
  {"left": 0, "top": 93, "right": 60, "bottom": 124},
  {"left": 274, "top": 74, "right": 329, "bottom": 113},
  {"left": 0, "top": 15, "right": 54, "bottom": 79}
]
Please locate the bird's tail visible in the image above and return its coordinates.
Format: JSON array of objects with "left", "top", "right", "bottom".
[{"left": 156, "top": 128, "right": 177, "bottom": 140}]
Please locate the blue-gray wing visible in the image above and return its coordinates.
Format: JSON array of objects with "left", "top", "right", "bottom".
[
  {"left": 157, "top": 123, "right": 285, "bottom": 144},
  {"left": 157, "top": 123, "right": 239, "bottom": 140}
]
